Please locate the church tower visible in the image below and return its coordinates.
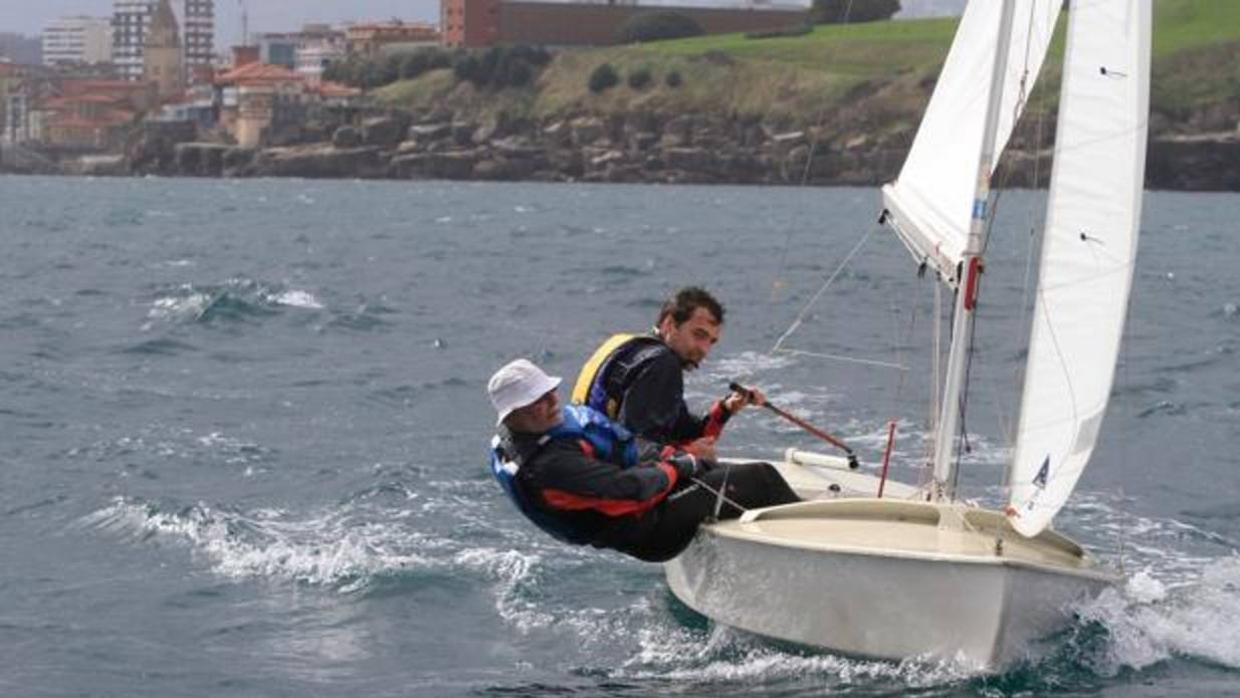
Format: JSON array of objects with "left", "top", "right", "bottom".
[{"left": 143, "top": 0, "right": 184, "bottom": 98}]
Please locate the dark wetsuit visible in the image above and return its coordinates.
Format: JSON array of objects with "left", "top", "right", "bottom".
[
  {"left": 586, "top": 336, "right": 730, "bottom": 446},
  {"left": 495, "top": 419, "right": 799, "bottom": 562},
  {"left": 572, "top": 335, "right": 804, "bottom": 556}
]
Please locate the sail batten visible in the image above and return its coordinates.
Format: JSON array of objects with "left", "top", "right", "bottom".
[
  {"left": 882, "top": 0, "right": 1059, "bottom": 283},
  {"left": 1008, "top": 0, "right": 1151, "bottom": 537}
]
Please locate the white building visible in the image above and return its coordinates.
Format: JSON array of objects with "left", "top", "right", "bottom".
[
  {"left": 111, "top": 0, "right": 214, "bottom": 81},
  {"left": 42, "top": 16, "right": 113, "bottom": 66},
  {"left": 295, "top": 40, "right": 346, "bottom": 85}
]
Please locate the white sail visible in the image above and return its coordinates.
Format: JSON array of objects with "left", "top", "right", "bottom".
[
  {"left": 882, "top": 0, "right": 1059, "bottom": 283},
  {"left": 1008, "top": 0, "right": 1151, "bottom": 537}
]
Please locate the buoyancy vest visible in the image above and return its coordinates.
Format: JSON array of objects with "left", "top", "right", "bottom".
[
  {"left": 571, "top": 333, "right": 665, "bottom": 419},
  {"left": 490, "top": 404, "right": 640, "bottom": 543}
]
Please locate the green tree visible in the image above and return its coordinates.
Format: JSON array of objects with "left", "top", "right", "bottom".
[
  {"left": 588, "top": 63, "right": 620, "bottom": 93},
  {"left": 627, "top": 67, "right": 653, "bottom": 90}
]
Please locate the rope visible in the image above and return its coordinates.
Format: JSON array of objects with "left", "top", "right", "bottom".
[
  {"left": 690, "top": 471, "right": 747, "bottom": 518},
  {"left": 774, "top": 348, "right": 906, "bottom": 371},
  {"left": 771, "top": 224, "right": 878, "bottom": 355}
]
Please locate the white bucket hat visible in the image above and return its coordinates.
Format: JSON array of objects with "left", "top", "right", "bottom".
[{"left": 488, "top": 358, "right": 562, "bottom": 426}]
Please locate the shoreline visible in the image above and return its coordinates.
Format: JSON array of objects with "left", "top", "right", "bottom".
[{"left": 5, "top": 126, "right": 1237, "bottom": 192}]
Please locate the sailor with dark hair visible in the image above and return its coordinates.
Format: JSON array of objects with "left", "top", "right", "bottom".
[
  {"left": 488, "top": 358, "right": 799, "bottom": 562},
  {"left": 571, "top": 286, "right": 765, "bottom": 460}
]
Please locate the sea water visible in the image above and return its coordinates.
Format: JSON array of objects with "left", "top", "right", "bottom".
[{"left": 1, "top": 175, "right": 1237, "bottom": 696}]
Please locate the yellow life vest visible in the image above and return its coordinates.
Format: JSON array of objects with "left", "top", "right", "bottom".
[{"left": 571, "top": 333, "right": 640, "bottom": 418}]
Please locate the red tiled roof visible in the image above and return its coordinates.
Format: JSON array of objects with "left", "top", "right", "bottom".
[
  {"left": 50, "top": 113, "right": 132, "bottom": 129},
  {"left": 40, "top": 94, "right": 128, "bottom": 110},
  {"left": 217, "top": 62, "right": 302, "bottom": 85},
  {"left": 61, "top": 80, "right": 150, "bottom": 96}
]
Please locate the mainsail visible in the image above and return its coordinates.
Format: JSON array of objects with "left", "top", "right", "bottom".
[
  {"left": 882, "top": 0, "right": 1059, "bottom": 283},
  {"left": 1008, "top": 1, "right": 1151, "bottom": 537}
]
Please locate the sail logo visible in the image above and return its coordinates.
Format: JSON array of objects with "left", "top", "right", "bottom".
[{"left": 1033, "top": 456, "right": 1050, "bottom": 489}]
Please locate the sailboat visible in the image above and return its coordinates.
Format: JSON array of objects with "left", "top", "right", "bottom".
[{"left": 664, "top": 0, "right": 1150, "bottom": 667}]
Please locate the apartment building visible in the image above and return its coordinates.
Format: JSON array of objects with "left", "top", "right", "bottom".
[{"left": 42, "top": 17, "right": 113, "bottom": 66}]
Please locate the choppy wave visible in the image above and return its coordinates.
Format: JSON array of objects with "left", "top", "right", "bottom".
[
  {"left": 60, "top": 426, "right": 274, "bottom": 470},
  {"left": 143, "top": 278, "right": 324, "bottom": 328},
  {"left": 1078, "top": 559, "right": 1240, "bottom": 673},
  {"left": 80, "top": 497, "right": 438, "bottom": 592},
  {"left": 615, "top": 621, "right": 981, "bottom": 690}
]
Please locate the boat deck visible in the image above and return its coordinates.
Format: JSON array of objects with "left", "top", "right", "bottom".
[{"left": 720, "top": 500, "right": 1108, "bottom": 576}]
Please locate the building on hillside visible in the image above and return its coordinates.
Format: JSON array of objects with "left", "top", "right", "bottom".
[
  {"left": 36, "top": 93, "right": 138, "bottom": 149},
  {"left": 144, "top": 0, "right": 185, "bottom": 99},
  {"left": 181, "top": 0, "right": 215, "bottom": 76},
  {"left": 295, "top": 41, "right": 347, "bottom": 85},
  {"left": 148, "top": 82, "right": 216, "bottom": 127},
  {"left": 257, "top": 33, "right": 300, "bottom": 69},
  {"left": 258, "top": 25, "right": 347, "bottom": 71},
  {"left": 214, "top": 61, "right": 361, "bottom": 147},
  {"left": 112, "top": 0, "right": 214, "bottom": 82},
  {"left": 215, "top": 62, "right": 307, "bottom": 148},
  {"left": 112, "top": 0, "right": 152, "bottom": 80},
  {"left": 345, "top": 21, "right": 440, "bottom": 58},
  {"left": 16, "top": 78, "right": 155, "bottom": 149},
  {"left": 42, "top": 17, "right": 113, "bottom": 66},
  {"left": 440, "top": 0, "right": 809, "bottom": 48}
]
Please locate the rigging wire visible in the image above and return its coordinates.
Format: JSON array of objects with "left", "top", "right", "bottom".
[
  {"left": 771, "top": 224, "right": 878, "bottom": 356},
  {"left": 769, "top": 0, "right": 860, "bottom": 304}
]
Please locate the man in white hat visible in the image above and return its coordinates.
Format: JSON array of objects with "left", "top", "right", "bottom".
[{"left": 487, "top": 358, "right": 799, "bottom": 562}]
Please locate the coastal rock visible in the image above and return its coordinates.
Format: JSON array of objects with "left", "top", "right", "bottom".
[
  {"left": 588, "top": 149, "right": 626, "bottom": 169},
  {"left": 662, "top": 115, "right": 694, "bottom": 147},
  {"left": 409, "top": 123, "right": 452, "bottom": 142},
  {"left": 491, "top": 136, "right": 542, "bottom": 160},
  {"left": 222, "top": 147, "right": 255, "bottom": 176},
  {"left": 451, "top": 121, "right": 477, "bottom": 146},
  {"left": 390, "top": 150, "right": 479, "bottom": 180},
  {"left": 770, "top": 130, "right": 807, "bottom": 151},
  {"left": 0, "top": 143, "right": 60, "bottom": 175},
  {"left": 1147, "top": 135, "right": 1240, "bottom": 191},
  {"left": 174, "top": 142, "right": 229, "bottom": 177},
  {"left": 663, "top": 147, "right": 717, "bottom": 174},
  {"left": 361, "top": 115, "right": 410, "bottom": 147},
  {"left": 571, "top": 117, "right": 606, "bottom": 147},
  {"left": 627, "top": 131, "right": 660, "bottom": 153},
  {"left": 472, "top": 154, "right": 542, "bottom": 181},
  {"left": 252, "top": 145, "right": 385, "bottom": 179},
  {"left": 67, "top": 154, "right": 128, "bottom": 177},
  {"left": 542, "top": 120, "right": 571, "bottom": 146},
  {"left": 332, "top": 126, "right": 362, "bottom": 149}
]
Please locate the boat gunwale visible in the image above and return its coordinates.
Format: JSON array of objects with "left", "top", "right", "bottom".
[{"left": 692, "top": 500, "right": 1120, "bottom": 583}]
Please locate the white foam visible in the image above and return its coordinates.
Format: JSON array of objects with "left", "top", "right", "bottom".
[
  {"left": 270, "top": 289, "right": 324, "bottom": 309},
  {"left": 454, "top": 547, "right": 551, "bottom": 632},
  {"left": 81, "top": 497, "right": 436, "bottom": 590},
  {"left": 617, "top": 621, "right": 982, "bottom": 686},
  {"left": 146, "top": 290, "right": 212, "bottom": 323},
  {"left": 1078, "top": 558, "right": 1240, "bottom": 673}
]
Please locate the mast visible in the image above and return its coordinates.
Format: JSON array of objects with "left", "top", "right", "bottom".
[{"left": 929, "top": 0, "right": 1019, "bottom": 501}]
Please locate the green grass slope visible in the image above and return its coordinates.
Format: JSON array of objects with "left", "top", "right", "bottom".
[{"left": 374, "top": 0, "right": 1240, "bottom": 129}]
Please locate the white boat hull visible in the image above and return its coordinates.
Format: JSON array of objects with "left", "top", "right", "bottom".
[{"left": 664, "top": 455, "right": 1117, "bottom": 667}]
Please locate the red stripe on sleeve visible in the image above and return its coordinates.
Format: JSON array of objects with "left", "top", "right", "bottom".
[
  {"left": 542, "top": 463, "right": 677, "bottom": 517},
  {"left": 702, "top": 400, "right": 727, "bottom": 439}
]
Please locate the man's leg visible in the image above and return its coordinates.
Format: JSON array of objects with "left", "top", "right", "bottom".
[{"left": 624, "top": 462, "right": 800, "bottom": 562}]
